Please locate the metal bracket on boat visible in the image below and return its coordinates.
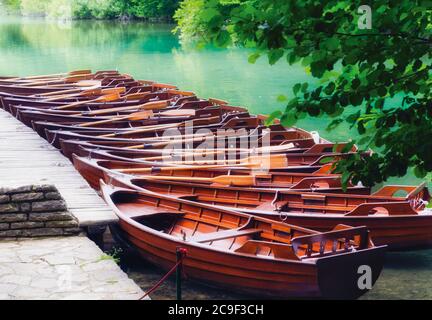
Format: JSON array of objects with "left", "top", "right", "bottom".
[
  {"left": 151, "top": 167, "right": 161, "bottom": 174},
  {"left": 279, "top": 211, "right": 288, "bottom": 222},
  {"left": 107, "top": 174, "right": 114, "bottom": 185},
  {"left": 310, "top": 183, "right": 318, "bottom": 193},
  {"left": 16, "top": 109, "right": 22, "bottom": 122},
  {"left": 47, "top": 131, "right": 57, "bottom": 146},
  {"left": 181, "top": 229, "right": 187, "bottom": 242},
  {"left": 87, "top": 147, "right": 99, "bottom": 160},
  {"left": 271, "top": 190, "right": 282, "bottom": 212},
  {"left": 416, "top": 198, "right": 429, "bottom": 208}
]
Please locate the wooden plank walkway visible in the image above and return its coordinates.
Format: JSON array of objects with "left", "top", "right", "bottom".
[{"left": 0, "top": 109, "right": 118, "bottom": 227}]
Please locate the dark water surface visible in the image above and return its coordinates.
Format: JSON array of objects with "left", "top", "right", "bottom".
[{"left": 1, "top": 16, "right": 431, "bottom": 300}]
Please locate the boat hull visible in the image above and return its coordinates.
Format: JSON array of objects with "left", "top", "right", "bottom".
[{"left": 113, "top": 217, "right": 385, "bottom": 299}]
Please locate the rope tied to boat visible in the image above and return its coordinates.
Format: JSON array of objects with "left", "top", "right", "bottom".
[{"left": 138, "top": 247, "right": 187, "bottom": 300}]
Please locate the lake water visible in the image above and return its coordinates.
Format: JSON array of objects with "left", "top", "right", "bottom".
[{"left": 1, "top": 16, "right": 432, "bottom": 300}]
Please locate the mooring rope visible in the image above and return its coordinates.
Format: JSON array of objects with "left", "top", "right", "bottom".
[{"left": 138, "top": 248, "right": 187, "bottom": 300}]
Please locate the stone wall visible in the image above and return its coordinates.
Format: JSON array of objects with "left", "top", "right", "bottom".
[{"left": 0, "top": 185, "right": 81, "bottom": 238}]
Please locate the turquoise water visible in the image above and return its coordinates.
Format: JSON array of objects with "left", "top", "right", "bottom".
[{"left": 1, "top": 16, "right": 432, "bottom": 299}]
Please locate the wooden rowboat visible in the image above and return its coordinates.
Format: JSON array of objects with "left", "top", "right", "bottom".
[
  {"left": 101, "top": 182, "right": 386, "bottom": 298},
  {"left": 72, "top": 155, "right": 360, "bottom": 192},
  {"left": 107, "top": 173, "right": 431, "bottom": 249}
]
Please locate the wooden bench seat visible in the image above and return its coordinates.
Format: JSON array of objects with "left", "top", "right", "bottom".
[
  {"left": 235, "top": 240, "right": 300, "bottom": 260},
  {"left": 190, "top": 228, "right": 262, "bottom": 243}
]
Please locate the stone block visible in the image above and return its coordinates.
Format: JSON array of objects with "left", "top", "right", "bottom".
[
  {"left": 32, "top": 185, "right": 57, "bottom": 192},
  {"left": 63, "top": 227, "right": 82, "bottom": 235},
  {"left": 19, "top": 203, "right": 31, "bottom": 212},
  {"left": 0, "top": 203, "right": 19, "bottom": 213},
  {"left": 0, "top": 223, "right": 9, "bottom": 231},
  {"left": 4, "top": 186, "right": 32, "bottom": 194},
  {"left": 45, "top": 220, "right": 78, "bottom": 228},
  {"left": 12, "top": 192, "right": 44, "bottom": 202},
  {"left": 29, "top": 212, "right": 72, "bottom": 222},
  {"left": 0, "top": 214, "right": 27, "bottom": 223},
  {"left": 0, "top": 195, "right": 9, "bottom": 204},
  {"left": 22, "top": 228, "right": 64, "bottom": 237},
  {"left": 31, "top": 200, "right": 67, "bottom": 212},
  {"left": 0, "top": 230, "right": 23, "bottom": 237},
  {"left": 10, "top": 222, "right": 44, "bottom": 230},
  {"left": 44, "top": 192, "right": 61, "bottom": 200}
]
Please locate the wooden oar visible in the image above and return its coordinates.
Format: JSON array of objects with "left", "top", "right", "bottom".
[
  {"left": 118, "top": 163, "right": 263, "bottom": 173},
  {"left": 157, "top": 109, "right": 195, "bottom": 117},
  {"left": 19, "top": 74, "right": 95, "bottom": 87},
  {"left": 77, "top": 108, "right": 196, "bottom": 127},
  {"left": 105, "top": 130, "right": 215, "bottom": 142},
  {"left": 29, "top": 80, "right": 102, "bottom": 97},
  {"left": 53, "top": 93, "right": 121, "bottom": 110},
  {"left": 79, "top": 100, "right": 170, "bottom": 116},
  {"left": 135, "top": 175, "right": 257, "bottom": 186},
  {"left": 98, "top": 115, "right": 221, "bottom": 137},
  {"left": 99, "top": 122, "right": 181, "bottom": 137},
  {"left": 209, "top": 98, "right": 229, "bottom": 105},
  {"left": 123, "top": 92, "right": 150, "bottom": 101},
  {"left": 161, "top": 154, "right": 289, "bottom": 168},
  {"left": 135, "top": 143, "right": 296, "bottom": 161},
  {"left": 43, "top": 87, "right": 125, "bottom": 102},
  {"left": 0, "top": 69, "right": 92, "bottom": 82},
  {"left": 125, "top": 134, "right": 230, "bottom": 150},
  {"left": 124, "top": 130, "right": 247, "bottom": 150},
  {"left": 166, "top": 89, "right": 195, "bottom": 96},
  {"left": 152, "top": 83, "right": 178, "bottom": 89}
]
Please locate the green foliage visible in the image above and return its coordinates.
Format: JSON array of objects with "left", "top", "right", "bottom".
[
  {"left": 175, "top": 0, "right": 432, "bottom": 187},
  {"left": 98, "top": 246, "right": 123, "bottom": 264},
  {"left": 1, "top": 0, "right": 21, "bottom": 12},
  {"left": 173, "top": 0, "right": 206, "bottom": 43},
  {"left": 2, "top": 0, "right": 180, "bottom": 20},
  {"left": 126, "top": 0, "right": 179, "bottom": 19}
]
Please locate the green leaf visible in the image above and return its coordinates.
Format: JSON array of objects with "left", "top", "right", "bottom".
[
  {"left": 341, "top": 141, "right": 355, "bottom": 153},
  {"left": 326, "top": 118, "right": 343, "bottom": 131},
  {"left": 319, "top": 156, "right": 335, "bottom": 164},
  {"left": 357, "top": 135, "right": 371, "bottom": 145},
  {"left": 414, "top": 165, "right": 427, "bottom": 178},
  {"left": 248, "top": 52, "right": 261, "bottom": 64},
  {"left": 346, "top": 111, "right": 360, "bottom": 124},
  {"left": 341, "top": 171, "right": 352, "bottom": 191},
  {"left": 322, "top": 37, "right": 339, "bottom": 51},
  {"left": 357, "top": 120, "right": 366, "bottom": 134},
  {"left": 349, "top": 93, "right": 363, "bottom": 106},
  {"left": 301, "top": 82, "right": 309, "bottom": 93},
  {"left": 265, "top": 110, "right": 282, "bottom": 125},
  {"left": 268, "top": 49, "right": 284, "bottom": 65},
  {"left": 324, "top": 82, "right": 335, "bottom": 95},
  {"left": 280, "top": 111, "right": 297, "bottom": 127},
  {"left": 375, "top": 99, "right": 385, "bottom": 109},
  {"left": 293, "top": 83, "right": 301, "bottom": 95},
  {"left": 216, "top": 30, "right": 231, "bottom": 47},
  {"left": 277, "top": 95, "right": 287, "bottom": 102},
  {"left": 377, "top": 87, "right": 387, "bottom": 97},
  {"left": 201, "top": 8, "right": 220, "bottom": 22}
]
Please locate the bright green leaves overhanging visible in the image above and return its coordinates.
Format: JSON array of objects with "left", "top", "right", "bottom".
[{"left": 175, "top": 0, "right": 432, "bottom": 187}]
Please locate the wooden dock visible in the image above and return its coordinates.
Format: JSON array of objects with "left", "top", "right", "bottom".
[{"left": 0, "top": 109, "right": 117, "bottom": 227}]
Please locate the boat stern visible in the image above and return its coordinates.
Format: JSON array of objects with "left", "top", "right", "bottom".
[{"left": 316, "top": 245, "right": 386, "bottom": 299}]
